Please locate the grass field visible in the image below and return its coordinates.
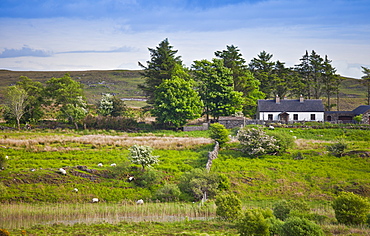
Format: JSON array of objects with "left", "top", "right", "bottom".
[{"left": 0, "top": 126, "right": 369, "bottom": 235}]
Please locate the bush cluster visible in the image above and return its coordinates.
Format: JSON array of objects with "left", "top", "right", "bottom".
[{"left": 84, "top": 115, "right": 137, "bottom": 131}]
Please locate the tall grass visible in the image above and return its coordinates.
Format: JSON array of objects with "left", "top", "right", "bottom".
[{"left": 1, "top": 202, "right": 216, "bottom": 230}]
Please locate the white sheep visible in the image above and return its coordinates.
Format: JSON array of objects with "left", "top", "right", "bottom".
[
  {"left": 92, "top": 198, "right": 99, "bottom": 203},
  {"left": 59, "top": 168, "right": 67, "bottom": 175},
  {"left": 97, "top": 163, "right": 103, "bottom": 167},
  {"left": 73, "top": 188, "right": 78, "bottom": 192},
  {"left": 268, "top": 125, "right": 275, "bottom": 130},
  {"left": 136, "top": 199, "right": 144, "bottom": 205},
  {"left": 5, "top": 156, "right": 8, "bottom": 159},
  {"left": 128, "top": 176, "right": 134, "bottom": 182},
  {"left": 110, "top": 163, "right": 116, "bottom": 167}
]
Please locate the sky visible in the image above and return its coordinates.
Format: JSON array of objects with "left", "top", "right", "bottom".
[{"left": 0, "top": 0, "right": 369, "bottom": 79}]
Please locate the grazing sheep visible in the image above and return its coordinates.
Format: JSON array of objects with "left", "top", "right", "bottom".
[
  {"left": 59, "top": 168, "right": 67, "bottom": 175},
  {"left": 128, "top": 176, "right": 134, "bottom": 182},
  {"left": 97, "top": 163, "right": 103, "bottom": 167},
  {"left": 136, "top": 199, "right": 144, "bottom": 205},
  {"left": 73, "top": 188, "right": 78, "bottom": 192},
  {"left": 110, "top": 163, "right": 116, "bottom": 167},
  {"left": 268, "top": 125, "right": 275, "bottom": 130},
  {"left": 92, "top": 198, "right": 99, "bottom": 203},
  {"left": 30, "top": 168, "right": 36, "bottom": 172},
  {"left": 5, "top": 156, "right": 8, "bottom": 159}
]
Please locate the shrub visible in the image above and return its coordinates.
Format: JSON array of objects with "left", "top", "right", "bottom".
[
  {"left": 236, "top": 208, "right": 273, "bottom": 236},
  {"left": 267, "top": 131, "right": 295, "bottom": 152},
  {"left": 326, "top": 140, "right": 348, "bottom": 157},
  {"left": 209, "top": 123, "right": 230, "bottom": 147},
  {"left": 128, "top": 145, "right": 159, "bottom": 170},
  {"left": 237, "top": 127, "right": 279, "bottom": 156},
  {"left": 332, "top": 191, "right": 370, "bottom": 225},
  {"left": 215, "top": 193, "right": 242, "bottom": 222},
  {"left": 273, "top": 200, "right": 310, "bottom": 221},
  {"left": 280, "top": 217, "right": 324, "bottom": 236},
  {"left": 155, "top": 183, "right": 181, "bottom": 202},
  {"left": 135, "top": 168, "right": 163, "bottom": 189},
  {"left": 178, "top": 168, "right": 221, "bottom": 201},
  {"left": 0, "top": 229, "right": 10, "bottom": 236}
]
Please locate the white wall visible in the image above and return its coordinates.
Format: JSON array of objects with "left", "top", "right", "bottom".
[{"left": 258, "top": 112, "right": 324, "bottom": 122}]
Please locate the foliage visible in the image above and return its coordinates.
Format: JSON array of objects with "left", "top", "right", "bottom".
[
  {"left": 361, "top": 66, "right": 370, "bottom": 105},
  {"left": 0, "top": 229, "right": 10, "bottom": 236},
  {"left": 97, "top": 93, "right": 114, "bottom": 116},
  {"left": 84, "top": 114, "right": 137, "bottom": 131},
  {"left": 326, "top": 140, "right": 348, "bottom": 157},
  {"left": 237, "top": 127, "right": 279, "bottom": 156},
  {"left": 135, "top": 168, "right": 164, "bottom": 189},
  {"left": 215, "top": 193, "right": 242, "bottom": 221},
  {"left": 209, "top": 123, "right": 230, "bottom": 147},
  {"left": 280, "top": 217, "right": 324, "bottom": 236},
  {"left": 332, "top": 191, "right": 370, "bottom": 225},
  {"left": 154, "top": 183, "right": 181, "bottom": 202},
  {"left": 192, "top": 58, "right": 244, "bottom": 121},
  {"left": 138, "top": 38, "right": 183, "bottom": 104},
  {"left": 152, "top": 71, "right": 203, "bottom": 128},
  {"left": 3, "top": 85, "right": 28, "bottom": 129},
  {"left": 58, "top": 96, "right": 88, "bottom": 129},
  {"left": 178, "top": 168, "right": 223, "bottom": 201},
  {"left": 353, "top": 114, "right": 363, "bottom": 123},
  {"left": 272, "top": 200, "right": 310, "bottom": 221},
  {"left": 215, "top": 45, "right": 264, "bottom": 117},
  {"left": 266, "top": 130, "right": 295, "bottom": 152},
  {"left": 127, "top": 145, "right": 159, "bottom": 170},
  {"left": 236, "top": 208, "right": 273, "bottom": 236}
]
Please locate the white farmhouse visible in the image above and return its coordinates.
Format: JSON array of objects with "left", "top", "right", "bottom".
[{"left": 257, "top": 95, "right": 325, "bottom": 122}]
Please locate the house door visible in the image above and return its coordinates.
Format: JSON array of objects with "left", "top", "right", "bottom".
[{"left": 279, "top": 112, "right": 289, "bottom": 123}]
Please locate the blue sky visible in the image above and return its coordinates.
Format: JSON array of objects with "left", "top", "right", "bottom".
[{"left": 0, "top": 0, "right": 369, "bottom": 78}]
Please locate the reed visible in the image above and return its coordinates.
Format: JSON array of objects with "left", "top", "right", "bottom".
[{"left": 0, "top": 202, "right": 216, "bottom": 230}]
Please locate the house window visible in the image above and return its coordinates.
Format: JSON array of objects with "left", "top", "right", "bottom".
[
  {"left": 268, "top": 114, "right": 273, "bottom": 121},
  {"left": 293, "top": 114, "right": 298, "bottom": 120},
  {"left": 311, "top": 114, "right": 316, "bottom": 120}
]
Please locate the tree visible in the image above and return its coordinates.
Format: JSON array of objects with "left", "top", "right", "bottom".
[
  {"left": 4, "top": 85, "right": 28, "bottom": 130},
  {"left": 152, "top": 76, "right": 203, "bottom": 129},
  {"left": 332, "top": 191, "right": 370, "bottom": 225},
  {"left": 45, "top": 74, "right": 87, "bottom": 128},
  {"left": 128, "top": 145, "right": 159, "bottom": 171},
  {"left": 15, "top": 76, "right": 45, "bottom": 123},
  {"left": 192, "top": 59, "right": 243, "bottom": 121},
  {"left": 322, "top": 55, "right": 340, "bottom": 111},
  {"left": 361, "top": 66, "right": 370, "bottom": 105},
  {"left": 271, "top": 61, "right": 303, "bottom": 99},
  {"left": 249, "top": 50, "right": 275, "bottom": 98},
  {"left": 215, "top": 45, "right": 264, "bottom": 117},
  {"left": 138, "top": 38, "right": 183, "bottom": 104},
  {"left": 236, "top": 208, "right": 274, "bottom": 236},
  {"left": 280, "top": 217, "right": 324, "bottom": 236}
]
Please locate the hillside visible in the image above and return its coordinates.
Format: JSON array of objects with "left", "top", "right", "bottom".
[{"left": 0, "top": 70, "right": 368, "bottom": 110}]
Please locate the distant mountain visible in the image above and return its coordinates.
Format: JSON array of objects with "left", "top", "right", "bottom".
[{"left": 0, "top": 70, "right": 367, "bottom": 110}]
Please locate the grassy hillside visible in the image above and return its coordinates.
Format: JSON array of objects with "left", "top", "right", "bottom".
[{"left": 0, "top": 70, "right": 368, "bottom": 110}]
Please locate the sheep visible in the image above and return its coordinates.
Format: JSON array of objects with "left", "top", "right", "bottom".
[
  {"left": 136, "top": 199, "right": 144, "bottom": 205},
  {"left": 73, "top": 188, "right": 78, "bottom": 192},
  {"left": 59, "top": 168, "right": 67, "bottom": 175},
  {"left": 268, "top": 125, "right": 275, "bottom": 130},
  {"left": 5, "top": 156, "right": 8, "bottom": 159},
  {"left": 97, "top": 163, "right": 103, "bottom": 167},
  {"left": 128, "top": 176, "right": 134, "bottom": 182},
  {"left": 110, "top": 163, "right": 116, "bottom": 167},
  {"left": 92, "top": 198, "right": 99, "bottom": 203}
]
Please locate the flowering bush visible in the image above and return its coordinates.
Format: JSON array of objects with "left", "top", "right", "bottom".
[
  {"left": 128, "top": 145, "right": 159, "bottom": 170},
  {"left": 237, "top": 127, "right": 279, "bottom": 156}
]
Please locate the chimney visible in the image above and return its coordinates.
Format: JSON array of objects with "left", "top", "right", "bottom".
[
  {"left": 300, "top": 94, "right": 304, "bottom": 103},
  {"left": 276, "top": 95, "right": 280, "bottom": 104}
]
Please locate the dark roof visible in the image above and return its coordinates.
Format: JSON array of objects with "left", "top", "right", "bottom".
[
  {"left": 352, "top": 105, "right": 370, "bottom": 115},
  {"left": 258, "top": 99, "right": 324, "bottom": 112}
]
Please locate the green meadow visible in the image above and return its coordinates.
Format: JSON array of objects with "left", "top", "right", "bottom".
[{"left": 0, "top": 126, "right": 370, "bottom": 235}]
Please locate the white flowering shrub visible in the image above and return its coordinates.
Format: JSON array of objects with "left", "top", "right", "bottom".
[
  {"left": 237, "top": 127, "right": 279, "bottom": 156},
  {"left": 98, "top": 94, "right": 114, "bottom": 116},
  {"left": 128, "top": 145, "right": 159, "bottom": 170}
]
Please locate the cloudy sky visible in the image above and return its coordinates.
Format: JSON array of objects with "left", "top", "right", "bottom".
[{"left": 0, "top": 0, "right": 369, "bottom": 78}]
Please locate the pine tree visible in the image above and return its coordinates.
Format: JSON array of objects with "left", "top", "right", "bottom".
[{"left": 138, "top": 38, "right": 183, "bottom": 104}]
